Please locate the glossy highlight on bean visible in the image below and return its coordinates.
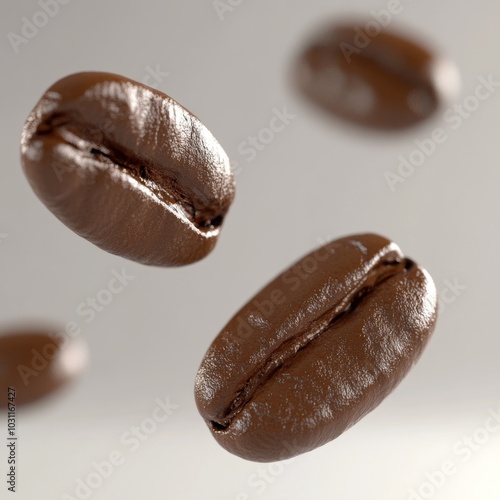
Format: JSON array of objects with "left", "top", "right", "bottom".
[
  {"left": 21, "top": 72, "right": 235, "bottom": 266},
  {"left": 195, "top": 234, "right": 438, "bottom": 462}
]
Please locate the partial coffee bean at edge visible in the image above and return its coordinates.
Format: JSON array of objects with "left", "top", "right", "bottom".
[
  {"left": 0, "top": 329, "right": 87, "bottom": 407},
  {"left": 295, "top": 22, "right": 459, "bottom": 129},
  {"left": 195, "top": 234, "right": 438, "bottom": 462},
  {"left": 21, "top": 72, "right": 235, "bottom": 266}
]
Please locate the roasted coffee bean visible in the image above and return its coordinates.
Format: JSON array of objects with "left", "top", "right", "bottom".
[
  {"left": 295, "top": 23, "right": 458, "bottom": 129},
  {"left": 195, "top": 234, "right": 437, "bottom": 461},
  {"left": 0, "top": 329, "right": 87, "bottom": 407},
  {"left": 21, "top": 72, "right": 235, "bottom": 266}
]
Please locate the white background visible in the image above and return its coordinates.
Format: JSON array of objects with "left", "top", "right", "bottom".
[{"left": 1, "top": 1, "right": 499, "bottom": 499}]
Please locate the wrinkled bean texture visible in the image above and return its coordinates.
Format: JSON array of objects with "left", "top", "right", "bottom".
[
  {"left": 195, "top": 234, "right": 437, "bottom": 461},
  {"left": 21, "top": 72, "right": 235, "bottom": 266}
]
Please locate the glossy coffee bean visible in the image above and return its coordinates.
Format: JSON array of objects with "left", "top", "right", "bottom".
[
  {"left": 21, "top": 72, "right": 235, "bottom": 266},
  {"left": 195, "top": 234, "right": 437, "bottom": 461},
  {"left": 295, "top": 22, "right": 458, "bottom": 129},
  {"left": 0, "top": 329, "right": 87, "bottom": 407}
]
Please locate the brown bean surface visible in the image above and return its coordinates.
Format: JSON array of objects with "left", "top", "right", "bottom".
[
  {"left": 21, "top": 72, "right": 235, "bottom": 266},
  {"left": 295, "top": 23, "right": 457, "bottom": 129},
  {"left": 0, "top": 329, "right": 87, "bottom": 407},
  {"left": 195, "top": 234, "right": 437, "bottom": 461}
]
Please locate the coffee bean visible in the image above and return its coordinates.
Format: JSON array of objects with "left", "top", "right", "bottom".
[
  {"left": 295, "top": 23, "right": 458, "bottom": 129},
  {"left": 195, "top": 234, "right": 437, "bottom": 461},
  {"left": 0, "top": 329, "right": 87, "bottom": 407},
  {"left": 21, "top": 72, "right": 235, "bottom": 266}
]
